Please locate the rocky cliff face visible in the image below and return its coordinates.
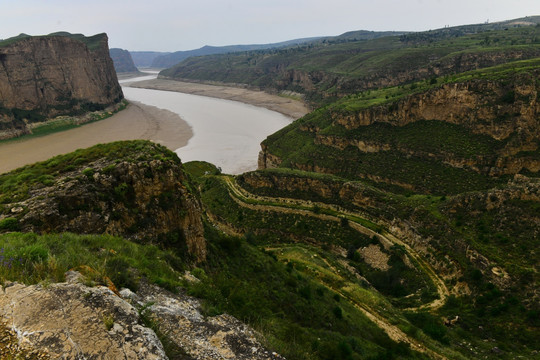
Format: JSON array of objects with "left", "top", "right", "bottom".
[
  {"left": 110, "top": 48, "right": 139, "bottom": 73},
  {"left": 259, "top": 72, "right": 540, "bottom": 180},
  {"left": 0, "top": 272, "right": 283, "bottom": 359},
  {"left": 1, "top": 141, "right": 206, "bottom": 261},
  {"left": 0, "top": 33, "right": 123, "bottom": 136}
]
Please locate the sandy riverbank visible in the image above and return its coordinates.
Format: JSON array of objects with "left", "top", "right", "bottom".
[
  {"left": 0, "top": 102, "right": 192, "bottom": 174},
  {"left": 129, "top": 78, "right": 310, "bottom": 119}
]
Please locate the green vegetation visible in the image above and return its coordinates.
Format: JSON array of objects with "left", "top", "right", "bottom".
[
  {"left": 257, "top": 59, "right": 540, "bottom": 194},
  {"left": 0, "top": 32, "right": 107, "bottom": 51},
  {"left": 0, "top": 232, "right": 185, "bottom": 291},
  {"left": 161, "top": 20, "right": 540, "bottom": 105},
  {"left": 187, "top": 224, "right": 427, "bottom": 360},
  {"left": 230, "top": 167, "right": 540, "bottom": 357},
  {"left": 264, "top": 127, "right": 502, "bottom": 195},
  {"left": 0, "top": 140, "right": 178, "bottom": 204}
]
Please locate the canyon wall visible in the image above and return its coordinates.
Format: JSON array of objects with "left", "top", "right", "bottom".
[{"left": 0, "top": 33, "right": 123, "bottom": 137}]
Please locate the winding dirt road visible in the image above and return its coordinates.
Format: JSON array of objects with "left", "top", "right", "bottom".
[{"left": 216, "top": 175, "right": 451, "bottom": 359}]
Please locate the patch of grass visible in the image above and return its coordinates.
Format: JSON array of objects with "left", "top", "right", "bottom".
[
  {"left": 187, "top": 223, "right": 427, "bottom": 360},
  {"left": 102, "top": 313, "right": 115, "bottom": 331},
  {"left": 0, "top": 232, "right": 185, "bottom": 292}
]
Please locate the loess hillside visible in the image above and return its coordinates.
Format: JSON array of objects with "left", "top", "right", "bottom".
[
  {"left": 155, "top": 16, "right": 540, "bottom": 359},
  {"left": 259, "top": 59, "right": 540, "bottom": 195},
  {"left": 160, "top": 17, "right": 540, "bottom": 106}
]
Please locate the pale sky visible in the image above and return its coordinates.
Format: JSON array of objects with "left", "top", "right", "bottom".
[{"left": 1, "top": 0, "right": 539, "bottom": 52}]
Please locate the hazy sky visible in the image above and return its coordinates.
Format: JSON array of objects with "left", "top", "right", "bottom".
[{"left": 1, "top": 0, "right": 540, "bottom": 52}]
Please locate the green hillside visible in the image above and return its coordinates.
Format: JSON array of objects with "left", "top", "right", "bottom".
[
  {"left": 1, "top": 16, "right": 539, "bottom": 360},
  {"left": 260, "top": 59, "right": 540, "bottom": 194},
  {"left": 161, "top": 18, "right": 540, "bottom": 105}
]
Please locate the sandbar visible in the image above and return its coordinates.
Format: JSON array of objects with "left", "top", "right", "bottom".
[
  {"left": 129, "top": 78, "right": 310, "bottom": 120},
  {"left": 0, "top": 101, "right": 192, "bottom": 174}
]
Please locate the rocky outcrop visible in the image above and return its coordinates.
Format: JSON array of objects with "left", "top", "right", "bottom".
[
  {"left": 333, "top": 77, "right": 540, "bottom": 145},
  {"left": 0, "top": 274, "right": 168, "bottom": 359},
  {"left": 259, "top": 72, "right": 540, "bottom": 178},
  {"left": 110, "top": 48, "right": 139, "bottom": 73},
  {"left": 0, "top": 272, "right": 284, "bottom": 360},
  {"left": 1, "top": 141, "right": 206, "bottom": 261},
  {"left": 123, "top": 280, "right": 286, "bottom": 360},
  {"left": 0, "top": 33, "right": 123, "bottom": 137}
]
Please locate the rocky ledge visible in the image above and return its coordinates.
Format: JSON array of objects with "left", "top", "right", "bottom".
[{"left": 0, "top": 271, "right": 284, "bottom": 360}]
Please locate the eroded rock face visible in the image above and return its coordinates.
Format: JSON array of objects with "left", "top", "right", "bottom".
[
  {"left": 0, "top": 273, "right": 284, "bottom": 360},
  {"left": 0, "top": 274, "right": 167, "bottom": 359},
  {"left": 2, "top": 142, "right": 206, "bottom": 261},
  {"left": 110, "top": 48, "right": 139, "bottom": 73},
  {"left": 259, "top": 73, "right": 540, "bottom": 177},
  {"left": 0, "top": 33, "right": 123, "bottom": 137},
  {"left": 123, "top": 281, "right": 285, "bottom": 360}
]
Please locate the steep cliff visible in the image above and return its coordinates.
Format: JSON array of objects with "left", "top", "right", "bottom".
[
  {"left": 0, "top": 32, "right": 123, "bottom": 137},
  {"left": 110, "top": 47, "right": 139, "bottom": 73},
  {"left": 259, "top": 61, "right": 540, "bottom": 194},
  {"left": 0, "top": 140, "right": 206, "bottom": 261}
]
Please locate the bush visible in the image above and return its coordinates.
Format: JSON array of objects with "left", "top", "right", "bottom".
[
  {"left": 0, "top": 218, "right": 19, "bottom": 231},
  {"left": 333, "top": 306, "right": 343, "bottom": 319},
  {"left": 82, "top": 168, "right": 95, "bottom": 179},
  {"left": 405, "top": 311, "right": 448, "bottom": 343}
]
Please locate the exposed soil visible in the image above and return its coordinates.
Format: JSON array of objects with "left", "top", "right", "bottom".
[
  {"left": 129, "top": 78, "right": 310, "bottom": 119},
  {"left": 0, "top": 101, "right": 192, "bottom": 174}
]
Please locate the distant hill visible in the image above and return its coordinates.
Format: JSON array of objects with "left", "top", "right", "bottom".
[
  {"left": 160, "top": 16, "right": 540, "bottom": 106},
  {"left": 109, "top": 48, "right": 139, "bottom": 73},
  {"left": 150, "top": 37, "right": 323, "bottom": 68},
  {"left": 130, "top": 51, "right": 170, "bottom": 68}
]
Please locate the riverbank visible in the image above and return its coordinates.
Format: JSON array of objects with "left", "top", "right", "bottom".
[
  {"left": 129, "top": 78, "right": 310, "bottom": 119},
  {"left": 0, "top": 101, "right": 192, "bottom": 174}
]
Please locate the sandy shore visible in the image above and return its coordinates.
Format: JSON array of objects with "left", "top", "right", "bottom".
[
  {"left": 129, "top": 78, "right": 310, "bottom": 119},
  {"left": 0, "top": 102, "right": 192, "bottom": 174},
  {"left": 0, "top": 79, "right": 309, "bottom": 175}
]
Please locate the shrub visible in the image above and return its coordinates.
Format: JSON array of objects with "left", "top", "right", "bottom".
[
  {"left": 82, "top": 168, "right": 95, "bottom": 179},
  {"left": 0, "top": 218, "right": 19, "bottom": 231},
  {"left": 405, "top": 311, "right": 448, "bottom": 343},
  {"left": 333, "top": 305, "right": 343, "bottom": 319}
]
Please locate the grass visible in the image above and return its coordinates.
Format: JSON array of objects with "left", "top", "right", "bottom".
[
  {"left": 0, "top": 232, "right": 185, "bottom": 292},
  {"left": 186, "top": 223, "right": 429, "bottom": 360}
]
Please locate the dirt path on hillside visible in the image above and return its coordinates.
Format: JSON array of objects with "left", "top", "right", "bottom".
[
  {"left": 128, "top": 78, "right": 310, "bottom": 119},
  {"left": 223, "top": 176, "right": 449, "bottom": 310},
  {"left": 0, "top": 102, "right": 192, "bottom": 174},
  {"left": 210, "top": 175, "right": 450, "bottom": 358}
]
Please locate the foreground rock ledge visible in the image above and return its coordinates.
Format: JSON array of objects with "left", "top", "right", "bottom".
[{"left": 0, "top": 272, "right": 285, "bottom": 360}]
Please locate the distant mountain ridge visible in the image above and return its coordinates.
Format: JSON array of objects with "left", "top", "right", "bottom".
[
  {"left": 109, "top": 48, "right": 139, "bottom": 73},
  {"left": 160, "top": 16, "right": 540, "bottom": 106},
  {"left": 149, "top": 36, "right": 323, "bottom": 68},
  {"left": 130, "top": 51, "right": 170, "bottom": 68}
]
